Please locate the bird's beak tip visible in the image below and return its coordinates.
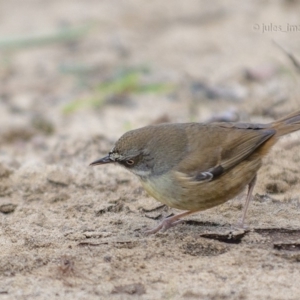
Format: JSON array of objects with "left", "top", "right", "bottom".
[{"left": 89, "top": 155, "right": 112, "bottom": 166}]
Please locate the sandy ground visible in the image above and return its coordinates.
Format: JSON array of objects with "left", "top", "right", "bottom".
[{"left": 1, "top": 1, "right": 300, "bottom": 299}]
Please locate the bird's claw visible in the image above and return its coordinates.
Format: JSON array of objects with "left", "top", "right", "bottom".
[{"left": 145, "top": 218, "right": 184, "bottom": 235}]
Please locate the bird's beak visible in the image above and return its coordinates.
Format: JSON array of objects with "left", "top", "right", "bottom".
[{"left": 89, "top": 155, "right": 113, "bottom": 166}]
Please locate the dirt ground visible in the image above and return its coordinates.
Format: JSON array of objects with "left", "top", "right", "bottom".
[{"left": 1, "top": 1, "right": 300, "bottom": 299}]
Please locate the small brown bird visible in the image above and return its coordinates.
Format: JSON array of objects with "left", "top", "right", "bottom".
[{"left": 90, "top": 111, "right": 300, "bottom": 234}]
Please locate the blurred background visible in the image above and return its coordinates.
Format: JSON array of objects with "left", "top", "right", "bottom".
[
  {"left": 1, "top": 1, "right": 300, "bottom": 297},
  {"left": 1, "top": 0, "right": 300, "bottom": 153}
]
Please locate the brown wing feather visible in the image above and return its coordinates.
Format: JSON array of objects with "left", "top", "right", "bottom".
[{"left": 174, "top": 123, "right": 276, "bottom": 182}]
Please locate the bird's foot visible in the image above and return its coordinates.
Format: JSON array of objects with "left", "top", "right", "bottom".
[
  {"left": 145, "top": 217, "right": 184, "bottom": 235},
  {"left": 233, "top": 219, "right": 249, "bottom": 230}
]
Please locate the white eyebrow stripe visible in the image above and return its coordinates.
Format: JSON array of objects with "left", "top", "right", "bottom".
[{"left": 109, "top": 152, "right": 123, "bottom": 161}]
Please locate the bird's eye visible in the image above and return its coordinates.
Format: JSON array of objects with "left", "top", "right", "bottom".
[{"left": 126, "top": 159, "right": 135, "bottom": 166}]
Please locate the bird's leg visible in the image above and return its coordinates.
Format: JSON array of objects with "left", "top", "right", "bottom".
[
  {"left": 145, "top": 210, "right": 196, "bottom": 235},
  {"left": 237, "top": 175, "right": 257, "bottom": 228}
]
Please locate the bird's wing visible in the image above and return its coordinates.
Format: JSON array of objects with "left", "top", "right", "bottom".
[{"left": 174, "top": 123, "right": 276, "bottom": 183}]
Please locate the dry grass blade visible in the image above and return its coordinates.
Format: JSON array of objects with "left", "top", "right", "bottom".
[
  {"left": 0, "top": 24, "right": 92, "bottom": 51},
  {"left": 273, "top": 40, "right": 300, "bottom": 73}
]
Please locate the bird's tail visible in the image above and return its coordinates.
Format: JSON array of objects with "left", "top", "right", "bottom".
[{"left": 271, "top": 110, "right": 300, "bottom": 136}]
